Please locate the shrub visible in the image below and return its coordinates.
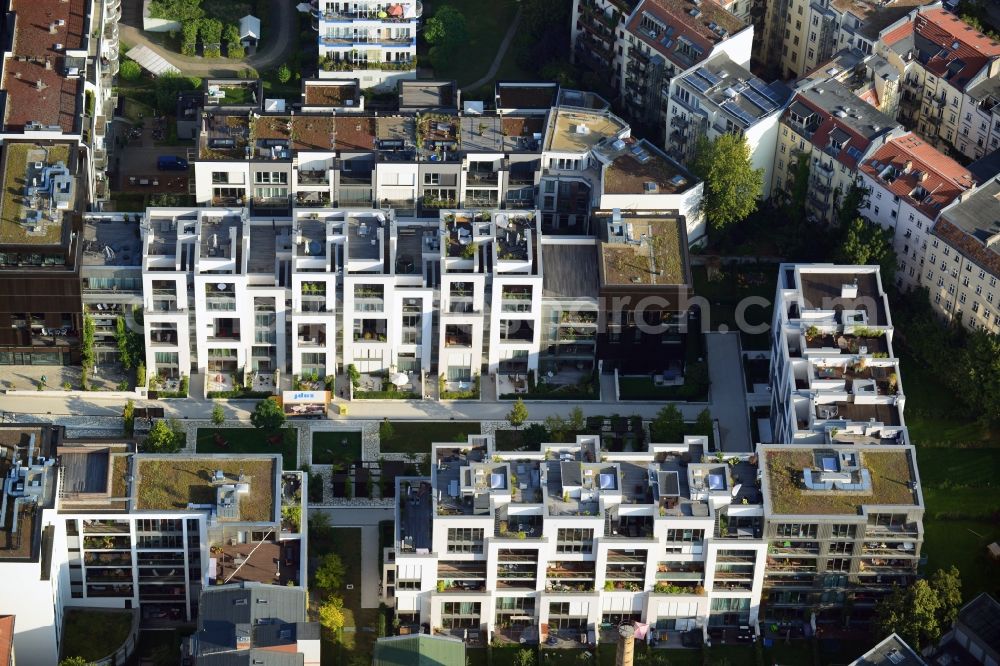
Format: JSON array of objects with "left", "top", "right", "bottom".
[
  {"left": 119, "top": 58, "right": 142, "bottom": 80},
  {"left": 277, "top": 64, "right": 292, "bottom": 83}
]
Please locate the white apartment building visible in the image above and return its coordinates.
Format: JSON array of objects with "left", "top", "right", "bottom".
[
  {"left": 620, "top": 0, "right": 753, "bottom": 138},
  {"left": 857, "top": 132, "right": 974, "bottom": 291},
  {"left": 387, "top": 434, "right": 767, "bottom": 642},
  {"left": 769, "top": 264, "right": 907, "bottom": 447},
  {"left": 437, "top": 209, "right": 544, "bottom": 387},
  {"left": 0, "top": 425, "right": 306, "bottom": 666},
  {"left": 316, "top": 0, "right": 419, "bottom": 91},
  {"left": 664, "top": 53, "right": 789, "bottom": 199},
  {"left": 925, "top": 175, "right": 1000, "bottom": 333},
  {"left": 0, "top": 0, "right": 120, "bottom": 203}
]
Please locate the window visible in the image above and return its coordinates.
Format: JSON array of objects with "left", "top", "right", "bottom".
[
  {"left": 830, "top": 524, "right": 857, "bottom": 538},
  {"left": 776, "top": 523, "right": 817, "bottom": 539},
  {"left": 424, "top": 173, "right": 440, "bottom": 185},
  {"left": 828, "top": 542, "right": 854, "bottom": 555},
  {"left": 665, "top": 529, "right": 704, "bottom": 543},
  {"left": 933, "top": 239, "right": 939, "bottom": 248},
  {"left": 556, "top": 528, "right": 593, "bottom": 553},
  {"left": 254, "top": 171, "right": 288, "bottom": 184},
  {"left": 446, "top": 528, "right": 484, "bottom": 554},
  {"left": 976, "top": 285, "right": 982, "bottom": 295},
  {"left": 972, "top": 301, "right": 979, "bottom": 313},
  {"left": 979, "top": 269, "right": 987, "bottom": 280}
]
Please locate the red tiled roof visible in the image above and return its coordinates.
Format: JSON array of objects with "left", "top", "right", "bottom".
[
  {"left": 883, "top": 8, "right": 1000, "bottom": 91},
  {"left": 0, "top": 616, "right": 13, "bottom": 666},
  {"left": 2, "top": 0, "right": 87, "bottom": 133},
  {"left": 859, "top": 132, "right": 974, "bottom": 219},
  {"left": 626, "top": 0, "right": 742, "bottom": 69}
]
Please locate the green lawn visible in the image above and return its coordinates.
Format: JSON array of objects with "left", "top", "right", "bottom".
[
  {"left": 196, "top": 427, "right": 297, "bottom": 467},
  {"left": 61, "top": 610, "right": 132, "bottom": 662},
  {"left": 312, "top": 430, "right": 363, "bottom": 466},
  {"left": 894, "top": 343, "right": 1000, "bottom": 602},
  {"left": 922, "top": 520, "right": 1000, "bottom": 600},
  {"left": 692, "top": 264, "right": 777, "bottom": 350},
  {"left": 424, "top": 0, "right": 520, "bottom": 87},
  {"left": 618, "top": 376, "right": 709, "bottom": 401},
  {"left": 379, "top": 421, "right": 481, "bottom": 454}
]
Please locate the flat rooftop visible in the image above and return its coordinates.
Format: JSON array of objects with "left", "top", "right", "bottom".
[
  {"left": 850, "top": 633, "right": 927, "bottom": 666},
  {"left": 496, "top": 83, "right": 559, "bottom": 110},
  {"left": 542, "top": 245, "right": 599, "bottom": 298},
  {"left": 133, "top": 457, "right": 277, "bottom": 522},
  {"left": 764, "top": 447, "right": 918, "bottom": 515},
  {"left": 798, "top": 270, "right": 887, "bottom": 326},
  {"left": 598, "top": 215, "right": 688, "bottom": 286},
  {"left": 460, "top": 116, "right": 503, "bottom": 152},
  {"left": 0, "top": 142, "right": 75, "bottom": 245},
  {"left": 545, "top": 108, "right": 627, "bottom": 152},
  {"left": 303, "top": 81, "right": 360, "bottom": 107},
  {"left": 399, "top": 81, "right": 456, "bottom": 110},
  {"left": 333, "top": 116, "right": 376, "bottom": 151},
  {"left": 603, "top": 142, "right": 693, "bottom": 195},
  {"left": 934, "top": 177, "right": 1000, "bottom": 280},
  {"left": 678, "top": 55, "right": 787, "bottom": 128},
  {"left": 200, "top": 215, "right": 243, "bottom": 260},
  {"left": 1, "top": 0, "right": 86, "bottom": 133},
  {"left": 82, "top": 218, "right": 142, "bottom": 266}
]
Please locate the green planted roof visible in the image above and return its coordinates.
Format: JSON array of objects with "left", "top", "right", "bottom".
[{"left": 374, "top": 635, "right": 466, "bottom": 666}]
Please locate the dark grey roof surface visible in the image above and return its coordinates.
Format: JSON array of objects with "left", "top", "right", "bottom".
[
  {"left": 958, "top": 593, "right": 1000, "bottom": 656},
  {"left": 195, "top": 583, "right": 310, "bottom": 656},
  {"left": 850, "top": 633, "right": 926, "bottom": 666}
]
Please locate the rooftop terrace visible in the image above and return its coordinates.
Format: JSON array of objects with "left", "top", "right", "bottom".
[
  {"left": 82, "top": 218, "right": 142, "bottom": 267},
  {"left": 598, "top": 215, "right": 688, "bottom": 286},
  {"left": 0, "top": 142, "right": 74, "bottom": 245},
  {"left": 602, "top": 140, "right": 693, "bottom": 195},
  {"left": 545, "top": 108, "right": 627, "bottom": 153},
  {"left": 798, "top": 270, "right": 888, "bottom": 326},
  {"left": 764, "top": 447, "right": 918, "bottom": 515},
  {"left": 133, "top": 457, "right": 277, "bottom": 522}
]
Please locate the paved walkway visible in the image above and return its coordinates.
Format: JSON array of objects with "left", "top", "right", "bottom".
[
  {"left": 460, "top": 8, "right": 523, "bottom": 91},
  {"left": 705, "top": 332, "right": 753, "bottom": 453},
  {"left": 118, "top": 0, "right": 299, "bottom": 76}
]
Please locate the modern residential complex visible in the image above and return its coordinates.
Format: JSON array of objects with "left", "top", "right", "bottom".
[
  {"left": 386, "top": 433, "right": 768, "bottom": 641},
  {"left": 315, "top": 0, "right": 420, "bottom": 90},
  {"left": 0, "top": 424, "right": 306, "bottom": 666},
  {"left": 768, "top": 264, "right": 906, "bottom": 446}
]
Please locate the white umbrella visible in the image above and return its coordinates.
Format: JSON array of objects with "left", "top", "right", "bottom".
[{"left": 390, "top": 372, "right": 409, "bottom": 387}]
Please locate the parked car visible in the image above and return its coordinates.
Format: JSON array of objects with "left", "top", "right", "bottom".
[{"left": 157, "top": 155, "right": 189, "bottom": 171}]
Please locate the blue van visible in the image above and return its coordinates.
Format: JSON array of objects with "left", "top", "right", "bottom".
[{"left": 157, "top": 155, "right": 189, "bottom": 171}]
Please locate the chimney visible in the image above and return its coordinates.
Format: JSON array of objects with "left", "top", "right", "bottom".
[
  {"left": 615, "top": 625, "right": 636, "bottom": 666},
  {"left": 903, "top": 160, "right": 913, "bottom": 172},
  {"left": 841, "top": 279, "right": 859, "bottom": 299}
]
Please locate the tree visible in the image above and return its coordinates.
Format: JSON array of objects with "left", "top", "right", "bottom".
[
  {"left": 379, "top": 418, "right": 395, "bottom": 443},
  {"left": 425, "top": 6, "right": 467, "bottom": 49},
  {"left": 211, "top": 403, "right": 225, "bottom": 425},
  {"left": 651, "top": 404, "right": 684, "bottom": 443},
  {"left": 123, "top": 399, "right": 135, "bottom": 438},
  {"left": 60, "top": 658, "right": 92, "bottom": 666},
  {"left": 694, "top": 409, "right": 713, "bottom": 438},
  {"left": 145, "top": 419, "right": 182, "bottom": 453},
  {"left": 930, "top": 565, "right": 963, "bottom": 629},
  {"left": 569, "top": 406, "right": 585, "bottom": 432},
  {"left": 309, "top": 509, "right": 334, "bottom": 542},
  {"left": 837, "top": 218, "right": 897, "bottom": 284},
  {"left": 119, "top": 58, "right": 142, "bottom": 81},
  {"left": 874, "top": 579, "right": 944, "bottom": 649},
  {"left": 115, "top": 316, "right": 132, "bottom": 369},
  {"left": 147, "top": 0, "right": 204, "bottom": 22},
  {"left": 544, "top": 414, "right": 568, "bottom": 442},
  {"left": 318, "top": 596, "right": 346, "bottom": 633},
  {"left": 690, "top": 133, "right": 764, "bottom": 232},
  {"left": 836, "top": 183, "right": 870, "bottom": 228},
  {"left": 508, "top": 398, "right": 529, "bottom": 429},
  {"left": 955, "top": 330, "right": 1000, "bottom": 424},
  {"left": 277, "top": 64, "right": 292, "bottom": 84},
  {"left": 250, "top": 397, "right": 286, "bottom": 431},
  {"left": 315, "top": 553, "right": 346, "bottom": 591},
  {"left": 154, "top": 73, "right": 201, "bottom": 113},
  {"left": 81, "top": 314, "right": 95, "bottom": 370}
]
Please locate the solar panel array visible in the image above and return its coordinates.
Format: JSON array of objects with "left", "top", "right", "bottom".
[
  {"left": 741, "top": 85, "right": 777, "bottom": 114},
  {"left": 686, "top": 67, "right": 721, "bottom": 93},
  {"left": 721, "top": 99, "right": 757, "bottom": 127}
]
